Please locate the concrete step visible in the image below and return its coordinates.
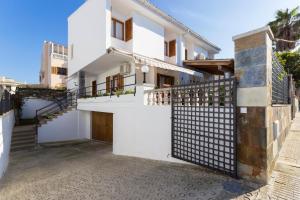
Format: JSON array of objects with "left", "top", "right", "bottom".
[
  {"left": 12, "top": 134, "right": 35, "bottom": 142},
  {"left": 13, "top": 125, "right": 35, "bottom": 133},
  {"left": 12, "top": 130, "right": 35, "bottom": 137},
  {"left": 11, "top": 138, "right": 35, "bottom": 146},
  {"left": 11, "top": 143, "right": 35, "bottom": 152}
]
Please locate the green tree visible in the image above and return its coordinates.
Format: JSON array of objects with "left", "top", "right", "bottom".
[
  {"left": 276, "top": 51, "right": 300, "bottom": 87},
  {"left": 269, "top": 6, "right": 300, "bottom": 51}
]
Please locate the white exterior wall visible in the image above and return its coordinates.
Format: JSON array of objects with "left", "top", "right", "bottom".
[
  {"left": 21, "top": 98, "right": 55, "bottom": 119},
  {"left": 193, "top": 45, "right": 209, "bottom": 59},
  {"left": 68, "top": 0, "right": 112, "bottom": 76},
  {"left": 38, "top": 110, "right": 90, "bottom": 143},
  {"left": 132, "top": 12, "right": 164, "bottom": 60},
  {"left": 67, "top": 73, "right": 79, "bottom": 90},
  {"left": 77, "top": 86, "right": 187, "bottom": 163},
  {"left": 0, "top": 110, "right": 15, "bottom": 179}
]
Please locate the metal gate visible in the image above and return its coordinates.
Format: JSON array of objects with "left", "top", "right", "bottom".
[{"left": 171, "top": 77, "right": 237, "bottom": 177}]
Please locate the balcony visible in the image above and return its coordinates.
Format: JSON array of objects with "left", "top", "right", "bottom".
[{"left": 78, "top": 74, "right": 136, "bottom": 99}]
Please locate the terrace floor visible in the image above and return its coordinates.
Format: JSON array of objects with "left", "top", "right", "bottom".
[{"left": 1, "top": 113, "right": 300, "bottom": 200}]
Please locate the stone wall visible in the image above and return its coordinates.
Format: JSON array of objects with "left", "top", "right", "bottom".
[
  {"left": 233, "top": 26, "right": 293, "bottom": 183},
  {"left": 266, "top": 105, "right": 291, "bottom": 178},
  {"left": 237, "top": 107, "right": 267, "bottom": 181}
]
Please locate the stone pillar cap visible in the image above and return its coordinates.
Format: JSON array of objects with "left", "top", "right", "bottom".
[{"left": 232, "top": 26, "right": 274, "bottom": 41}]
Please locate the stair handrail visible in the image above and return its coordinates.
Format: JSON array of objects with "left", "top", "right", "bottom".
[{"left": 34, "top": 90, "right": 77, "bottom": 136}]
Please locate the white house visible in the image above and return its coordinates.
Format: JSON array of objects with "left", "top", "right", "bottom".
[{"left": 41, "top": 0, "right": 223, "bottom": 163}]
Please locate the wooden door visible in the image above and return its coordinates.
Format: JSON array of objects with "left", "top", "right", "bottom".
[
  {"left": 92, "top": 112, "right": 113, "bottom": 143},
  {"left": 92, "top": 80, "right": 97, "bottom": 96}
]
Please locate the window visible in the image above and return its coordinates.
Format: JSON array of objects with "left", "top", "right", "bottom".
[
  {"left": 111, "top": 18, "right": 124, "bottom": 40},
  {"left": 185, "top": 49, "right": 188, "bottom": 60},
  {"left": 51, "top": 67, "right": 67, "bottom": 76},
  {"left": 169, "top": 40, "right": 176, "bottom": 57},
  {"left": 164, "top": 41, "right": 168, "bottom": 57},
  {"left": 157, "top": 74, "right": 174, "bottom": 88}
]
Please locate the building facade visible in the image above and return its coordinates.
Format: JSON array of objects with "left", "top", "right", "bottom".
[
  {"left": 0, "top": 76, "right": 23, "bottom": 94},
  {"left": 67, "top": 0, "right": 221, "bottom": 91},
  {"left": 40, "top": 41, "right": 68, "bottom": 89}
]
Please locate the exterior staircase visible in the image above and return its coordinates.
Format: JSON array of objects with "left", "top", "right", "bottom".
[
  {"left": 11, "top": 125, "right": 36, "bottom": 152},
  {"left": 11, "top": 90, "right": 77, "bottom": 152},
  {"left": 36, "top": 91, "right": 77, "bottom": 127}
]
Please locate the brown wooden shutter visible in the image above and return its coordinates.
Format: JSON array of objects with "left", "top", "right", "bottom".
[
  {"left": 169, "top": 40, "right": 176, "bottom": 57},
  {"left": 118, "top": 74, "right": 124, "bottom": 90},
  {"left": 185, "top": 49, "right": 188, "bottom": 60},
  {"left": 125, "top": 18, "right": 133, "bottom": 41},
  {"left": 106, "top": 76, "right": 111, "bottom": 93}
]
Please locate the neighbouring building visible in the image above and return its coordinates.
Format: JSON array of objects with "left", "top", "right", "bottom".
[
  {"left": 0, "top": 76, "right": 23, "bottom": 94},
  {"left": 39, "top": 41, "right": 68, "bottom": 89}
]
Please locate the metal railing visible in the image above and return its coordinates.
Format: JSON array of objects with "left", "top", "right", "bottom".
[
  {"left": 35, "top": 91, "right": 77, "bottom": 135},
  {"left": 272, "top": 54, "right": 289, "bottom": 104},
  {"left": 0, "top": 90, "right": 13, "bottom": 115},
  {"left": 79, "top": 74, "right": 136, "bottom": 98}
]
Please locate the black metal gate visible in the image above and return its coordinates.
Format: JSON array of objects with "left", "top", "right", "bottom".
[{"left": 171, "top": 77, "right": 237, "bottom": 177}]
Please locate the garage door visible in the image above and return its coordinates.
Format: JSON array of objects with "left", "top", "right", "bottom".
[{"left": 92, "top": 112, "right": 113, "bottom": 143}]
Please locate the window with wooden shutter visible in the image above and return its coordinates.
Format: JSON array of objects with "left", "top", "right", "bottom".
[
  {"left": 164, "top": 41, "right": 168, "bottom": 57},
  {"left": 169, "top": 40, "right": 176, "bottom": 57},
  {"left": 118, "top": 74, "right": 124, "bottom": 90},
  {"left": 125, "top": 18, "right": 133, "bottom": 42},
  {"left": 185, "top": 49, "right": 188, "bottom": 60},
  {"left": 51, "top": 67, "right": 58, "bottom": 74},
  {"left": 106, "top": 76, "right": 111, "bottom": 93},
  {"left": 111, "top": 18, "right": 124, "bottom": 41}
]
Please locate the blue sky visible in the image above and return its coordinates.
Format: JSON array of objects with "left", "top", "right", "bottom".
[{"left": 0, "top": 0, "right": 299, "bottom": 84}]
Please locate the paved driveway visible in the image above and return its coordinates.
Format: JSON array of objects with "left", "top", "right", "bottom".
[{"left": 0, "top": 141, "right": 259, "bottom": 200}]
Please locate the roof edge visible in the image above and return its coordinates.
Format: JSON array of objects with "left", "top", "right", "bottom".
[{"left": 134, "top": 0, "right": 221, "bottom": 52}]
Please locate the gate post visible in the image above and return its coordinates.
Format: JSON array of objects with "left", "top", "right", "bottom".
[{"left": 233, "top": 26, "right": 274, "bottom": 183}]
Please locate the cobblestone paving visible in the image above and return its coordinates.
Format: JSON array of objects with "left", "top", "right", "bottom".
[
  {"left": 0, "top": 141, "right": 259, "bottom": 200},
  {"left": 2, "top": 113, "right": 300, "bottom": 200}
]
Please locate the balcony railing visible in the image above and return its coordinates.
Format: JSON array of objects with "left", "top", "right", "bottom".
[
  {"left": 79, "top": 74, "right": 136, "bottom": 98},
  {"left": 144, "top": 79, "right": 234, "bottom": 107},
  {"left": 145, "top": 88, "right": 172, "bottom": 105}
]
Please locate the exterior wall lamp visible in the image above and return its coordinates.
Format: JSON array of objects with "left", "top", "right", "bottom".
[{"left": 141, "top": 65, "right": 149, "bottom": 84}]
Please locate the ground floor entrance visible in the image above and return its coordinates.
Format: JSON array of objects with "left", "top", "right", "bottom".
[{"left": 92, "top": 112, "right": 113, "bottom": 143}]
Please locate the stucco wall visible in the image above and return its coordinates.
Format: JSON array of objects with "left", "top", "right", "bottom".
[
  {"left": 21, "top": 98, "right": 55, "bottom": 119},
  {"left": 0, "top": 110, "right": 15, "bottom": 180},
  {"left": 132, "top": 12, "right": 164, "bottom": 60},
  {"left": 77, "top": 86, "right": 187, "bottom": 163},
  {"left": 38, "top": 110, "right": 90, "bottom": 143},
  {"left": 68, "top": 0, "right": 111, "bottom": 76}
]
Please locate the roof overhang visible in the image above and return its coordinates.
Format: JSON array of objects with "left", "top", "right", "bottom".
[
  {"left": 109, "top": 48, "right": 203, "bottom": 76},
  {"left": 183, "top": 59, "right": 234, "bottom": 75},
  {"left": 78, "top": 48, "right": 203, "bottom": 77}
]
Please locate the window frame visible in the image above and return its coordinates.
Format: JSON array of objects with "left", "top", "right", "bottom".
[
  {"left": 111, "top": 18, "right": 125, "bottom": 41},
  {"left": 164, "top": 41, "right": 169, "bottom": 57}
]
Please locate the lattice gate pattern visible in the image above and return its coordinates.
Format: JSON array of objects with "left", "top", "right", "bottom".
[{"left": 171, "top": 77, "right": 237, "bottom": 177}]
